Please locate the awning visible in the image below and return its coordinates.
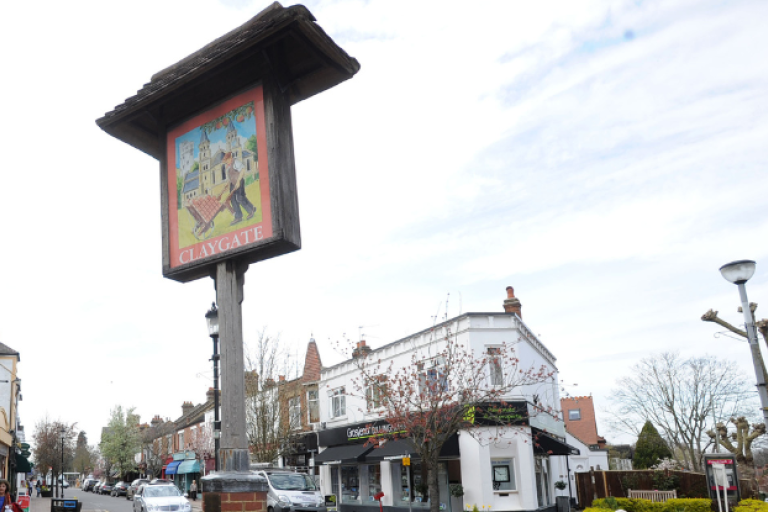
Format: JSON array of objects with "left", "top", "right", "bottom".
[
  {"left": 177, "top": 460, "right": 200, "bottom": 474},
  {"left": 364, "top": 434, "right": 459, "bottom": 462},
  {"left": 165, "top": 461, "right": 183, "bottom": 475},
  {"left": 14, "top": 453, "right": 32, "bottom": 473},
  {"left": 364, "top": 440, "right": 416, "bottom": 461},
  {"left": 532, "top": 428, "right": 580, "bottom": 456},
  {"left": 314, "top": 444, "right": 374, "bottom": 465}
]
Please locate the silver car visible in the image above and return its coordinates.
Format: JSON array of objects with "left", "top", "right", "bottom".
[
  {"left": 133, "top": 484, "right": 192, "bottom": 512},
  {"left": 253, "top": 470, "right": 325, "bottom": 512}
]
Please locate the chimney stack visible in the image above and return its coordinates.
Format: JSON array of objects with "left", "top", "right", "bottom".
[
  {"left": 352, "top": 340, "right": 372, "bottom": 359},
  {"left": 206, "top": 387, "right": 219, "bottom": 402},
  {"left": 278, "top": 375, "right": 285, "bottom": 383},
  {"left": 151, "top": 415, "right": 163, "bottom": 426},
  {"left": 503, "top": 286, "right": 522, "bottom": 318},
  {"left": 181, "top": 401, "right": 194, "bottom": 416}
]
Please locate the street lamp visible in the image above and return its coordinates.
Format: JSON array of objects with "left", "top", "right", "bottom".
[
  {"left": 59, "top": 426, "right": 66, "bottom": 498},
  {"left": 205, "top": 303, "right": 221, "bottom": 472},
  {"left": 719, "top": 259, "right": 768, "bottom": 428}
]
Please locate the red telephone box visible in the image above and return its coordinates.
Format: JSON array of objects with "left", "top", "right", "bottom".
[{"left": 704, "top": 454, "right": 741, "bottom": 502}]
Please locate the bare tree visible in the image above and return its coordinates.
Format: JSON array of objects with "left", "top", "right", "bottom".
[
  {"left": 608, "top": 352, "right": 757, "bottom": 471},
  {"left": 347, "top": 323, "right": 555, "bottom": 512},
  {"left": 186, "top": 421, "right": 214, "bottom": 473},
  {"left": 244, "top": 330, "right": 300, "bottom": 463},
  {"left": 32, "top": 416, "right": 75, "bottom": 495}
]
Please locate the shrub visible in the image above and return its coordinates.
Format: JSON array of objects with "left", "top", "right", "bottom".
[
  {"left": 662, "top": 498, "right": 712, "bottom": 512},
  {"left": 735, "top": 499, "right": 768, "bottom": 512},
  {"left": 592, "top": 497, "right": 710, "bottom": 512}
]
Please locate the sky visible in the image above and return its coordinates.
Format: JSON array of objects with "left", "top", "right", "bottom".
[{"left": 1, "top": 0, "right": 767, "bottom": 452}]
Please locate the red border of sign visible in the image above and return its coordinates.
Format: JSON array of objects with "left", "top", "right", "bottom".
[{"left": 165, "top": 85, "right": 272, "bottom": 269}]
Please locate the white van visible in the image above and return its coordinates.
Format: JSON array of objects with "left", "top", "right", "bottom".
[{"left": 251, "top": 469, "right": 325, "bottom": 512}]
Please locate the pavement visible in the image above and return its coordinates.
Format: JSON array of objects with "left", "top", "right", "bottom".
[{"left": 27, "top": 496, "right": 204, "bottom": 512}]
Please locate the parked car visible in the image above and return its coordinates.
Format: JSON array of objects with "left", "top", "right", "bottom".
[
  {"left": 83, "top": 479, "right": 99, "bottom": 492},
  {"left": 127, "top": 479, "right": 150, "bottom": 500},
  {"left": 93, "top": 482, "right": 103, "bottom": 494},
  {"left": 100, "top": 482, "right": 114, "bottom": 495},
  {"left": 252, "top": 469, "right": 325, "bottom": 512},
  {"left": 133, "top": 484, "right": 191, "bottom": 512},
  {"left": 112, "top": 481, "right": 130, "bottom": 497},
  {"left": 149, "top": 479, "right": 173, "bottom": 485}
]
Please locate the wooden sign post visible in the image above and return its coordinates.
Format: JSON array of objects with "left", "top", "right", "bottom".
[{"left": 97, "top": 1, "right": 359, "bottom": 509}]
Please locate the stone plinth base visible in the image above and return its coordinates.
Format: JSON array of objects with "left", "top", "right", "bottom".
[{"left": 201, "top": 472, "right": 269, "bottom": 512}]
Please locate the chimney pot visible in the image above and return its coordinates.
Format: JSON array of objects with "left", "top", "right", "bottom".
[
  {"left": 506, "top": 286, "right": 515, "bottom": 298},
  {"left": 279, "top": 375, "right": 285, "bottom": 382}
]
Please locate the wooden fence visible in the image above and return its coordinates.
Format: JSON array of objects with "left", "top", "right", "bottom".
[{"left": 574, "top": 470, "right": 709, "bottom": 508}]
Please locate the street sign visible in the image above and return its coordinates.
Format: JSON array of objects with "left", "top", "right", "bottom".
[{"left": 403, "top": 457, "right": 411, "bottom": 466}]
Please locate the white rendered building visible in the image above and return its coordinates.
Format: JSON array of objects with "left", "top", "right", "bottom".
[{"left": 313, "top": 288, "right": 577, "bottom": 512}]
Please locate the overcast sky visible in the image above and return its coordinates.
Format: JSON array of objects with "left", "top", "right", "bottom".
[{"left": 1, "top": 0, "right": 767, "bottom": 451}]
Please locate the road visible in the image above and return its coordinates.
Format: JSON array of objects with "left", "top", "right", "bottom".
[{"left": 65, "top": 490, "right": 135, "bottom": 512}]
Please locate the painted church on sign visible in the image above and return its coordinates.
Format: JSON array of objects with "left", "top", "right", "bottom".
[{"left": 181, "top": 121, "right": 258, "bottom": 204}]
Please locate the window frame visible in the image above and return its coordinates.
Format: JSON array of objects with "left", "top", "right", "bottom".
[
  {"left": 487, "top": 346, "right": 503, "bottom": 386},
  {"left": 330, "top": 387, "right": 346, "bottom": 418},
  {"left": 307, "top": 388, "right": 319, "bottom": 423},
  {"left": 568, "top": 409, "right": 581, "bottom": 421},
  {"left": 289, "top": 396, "right": 302, "bottom": 428}
]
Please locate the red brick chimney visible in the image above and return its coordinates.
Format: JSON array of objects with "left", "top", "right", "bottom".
[
  {"left": 352, "top": 340, "right": 372, "bottom": 359},
  {"left": 503, "top": 286, "right": 522, "bottom": 318},
  {"left": 278, "top": 375, "right": 286, "bottom": 383},
  {"left": 151, "top": 415, "right": 163, "bottom": 426}
]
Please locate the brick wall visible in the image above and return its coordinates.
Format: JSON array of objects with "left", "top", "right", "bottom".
[{"left": 561, "top": 396, "right": 600, "bottom": 445}]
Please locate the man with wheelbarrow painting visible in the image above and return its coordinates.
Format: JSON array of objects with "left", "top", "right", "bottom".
[{"left": 225, "top": 154, "right": 256, "bottom": 226}]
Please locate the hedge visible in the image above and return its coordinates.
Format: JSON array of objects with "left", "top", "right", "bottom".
[
  {"left": 590, "top": 498, "right": 712, "bottom": 512},
  {"left": 734, "top": 500, "right": 768, "bottom": 512}
]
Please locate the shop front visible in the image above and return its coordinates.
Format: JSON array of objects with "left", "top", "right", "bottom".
[
  {"left": 177, "top": 457, "right": 201, "bottom": 494},
  {"left": 315, "top": 421, "right": 460, "bottom": 512}
]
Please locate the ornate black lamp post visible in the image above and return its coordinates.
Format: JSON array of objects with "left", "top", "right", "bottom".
[{"left": 205, "top": 303, "right": 221, "bottom": 472}]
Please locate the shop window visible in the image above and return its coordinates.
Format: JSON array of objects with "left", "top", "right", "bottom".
[
  {"left": 289, "top": 396, "right": 301, "bottom": 429},
  {"left": 330, "top": 387, "right": 346, "bottom": 418},
  {"left": 568, "top": 409, "right": 581, "bottom": 421},
  {"left": 308, "top": 389, "right": 319, "bottom": 423},
  {"left": 487, "top": 347, "right": 503, "bottom": 386},
  {"left": 341, "top": 465, "right": 360, "bottom": 503},
  {"left": 366, "top": 464, "right": 382, "bottom": 502},
  {"left": 491, "top": 459, "right": 516, "bottom": 491}
]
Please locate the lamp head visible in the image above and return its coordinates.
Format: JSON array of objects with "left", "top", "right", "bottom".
[
  {"left": 205, "top": 302, "right": 219, "bottom": 337},
  {"left": 719, "top": 260, "right": 756, "bottom": 285}
]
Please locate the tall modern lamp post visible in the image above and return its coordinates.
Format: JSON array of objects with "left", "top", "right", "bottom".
[
  {"left": 59, "top": 426, "right": 66, "bottom": 497},
  {"left": 719, "top": 259, "right": 768, "bottom": 428},
  {"left": 205, "top": 303, "right": 221, "bottom": 472}
]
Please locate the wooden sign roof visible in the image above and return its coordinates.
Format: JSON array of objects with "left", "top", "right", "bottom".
[{"left": 97, "top": 2, "right": 360, "bottom": 160}]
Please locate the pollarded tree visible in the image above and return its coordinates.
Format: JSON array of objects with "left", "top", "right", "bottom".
[
  {"left": 100, "top": 406, "right": 141, "bottom": 480},
  {"left": 634, "top": 421, "right": 671, "bottom": 469},
  {"left": 608, "top": 352, "right": 757, "bottom": 472},
  {"left": 347, "top": 322, "right": 555, "bottom": 512}
]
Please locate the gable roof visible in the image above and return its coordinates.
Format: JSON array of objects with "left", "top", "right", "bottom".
[
  {"left": 96, "top": 2, "right": 360, "bottom": 160},
  {"left": 0, "top": 342, "right": 20, "bottom": 361}
]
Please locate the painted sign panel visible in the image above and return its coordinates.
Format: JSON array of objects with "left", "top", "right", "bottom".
[{"left": 166, "top": 85, "right": 272, "bottom": 270}]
